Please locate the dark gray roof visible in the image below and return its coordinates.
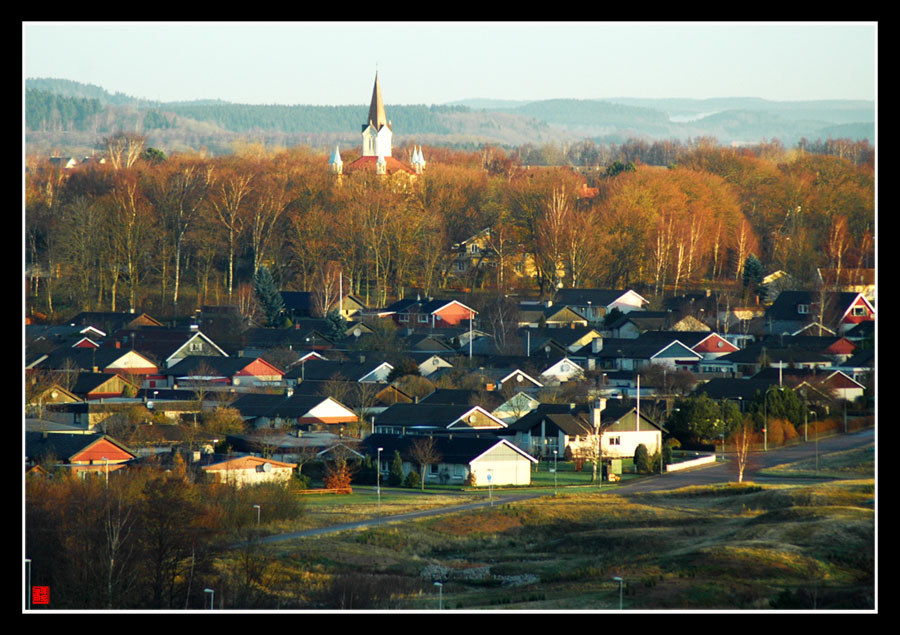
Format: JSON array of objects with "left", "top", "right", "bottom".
[
  {"left": 166, "top": 355, "right": 282, "bottom": 377},
  {"left": 554, "top": 288, "right": 636, "bottom": 307},
  {"left": 361, "top": 433, "right": 532, "bottom": 465}
]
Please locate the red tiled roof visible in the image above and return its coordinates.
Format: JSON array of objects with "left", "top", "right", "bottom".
[{"left": 345, "top": 155, "right": 416, "bottom": 175}]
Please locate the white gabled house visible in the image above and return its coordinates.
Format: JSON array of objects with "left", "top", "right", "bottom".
[{"left": 363, "top": 434, "right": 538, "bottom": 487}]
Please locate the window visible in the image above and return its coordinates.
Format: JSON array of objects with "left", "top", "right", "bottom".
[
  {"left": 398, "top": 314, "right": 409, "bottom": 322},
  {"left": 797, "top": 304, "right": 809, "bottom": 315},
  {"left": 608, "top": 436, "right": 621, "bottom": 446},
  {"left": 852, "top": 305, "right": 867, "bottom": 317},
  {"left": 418, "top": 314, "right": 429, "bottom": 323}
]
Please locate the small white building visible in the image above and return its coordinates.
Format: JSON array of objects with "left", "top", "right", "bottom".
[{"left": 364, "top": 434, "right": 538, "bottom": 487}]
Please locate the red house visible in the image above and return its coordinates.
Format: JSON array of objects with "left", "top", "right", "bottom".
[{"left": 380, "top": 297, "right": 476, "bottom": 328}]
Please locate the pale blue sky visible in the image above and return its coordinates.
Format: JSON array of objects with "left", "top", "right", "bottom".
[{"left": 23, "top": 22, "right": 877, "bottom": 105}]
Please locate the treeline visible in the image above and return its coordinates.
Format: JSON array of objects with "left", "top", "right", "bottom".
[
  {"left": 26, "top": 465, "right": 306, "bottom": 610},
  {"left": 159, "top": 102, "right": 466, "bottom": 135},
  {"left": 25, "top": 135, "right": 874, "bottom": 323},
  {"left": 515, "top": 136, "right": 875, "bottom": 169},
  {"left": 25, "top": 88, "right": 103, "bottom": 132}
]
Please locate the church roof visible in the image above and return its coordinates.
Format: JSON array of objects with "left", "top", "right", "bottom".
[{"left": 345, "top": 155, "right": 416, "bottom": 175}]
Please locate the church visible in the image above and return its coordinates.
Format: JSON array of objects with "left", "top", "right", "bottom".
[{"left": 329, "top": 72, "right": 425, "bottom": 179}]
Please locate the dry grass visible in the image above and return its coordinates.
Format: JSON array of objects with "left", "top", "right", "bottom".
[{"left": 214, "top": 462, "right": 875, "bottom": 610}]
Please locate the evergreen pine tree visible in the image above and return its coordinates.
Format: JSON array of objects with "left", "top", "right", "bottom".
[
  {"left": 254, "top": 265, "right": 284, "bottom": 327},
  {"left": 388, "top": 450, "right": 404, "bottom": 487}
]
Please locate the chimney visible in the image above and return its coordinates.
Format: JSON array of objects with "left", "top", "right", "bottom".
[{"left": 592, "top": 337, "right": 603, "bottom": 353}]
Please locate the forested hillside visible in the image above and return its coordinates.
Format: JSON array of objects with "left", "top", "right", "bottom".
[
  {"left": 25, "top": 78, "right": 875, "bottom": 159},
  {"left": 25, "top": 134, "right": 874, "bottom": 325}
]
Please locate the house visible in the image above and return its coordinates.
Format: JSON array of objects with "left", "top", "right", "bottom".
[
  {"left": 538, "top": 356, "right": 584, "bottom": 384},
  {"left": 111, "top": 325, "right": 228, "bottom": 370},
  {"left": 26, "top": 323, "right": 108, "bottom": 350},
  {"left": 491, "top": 391, "right": 541, "bottom": 423},
  {"left": 26, "top": 382, "right": 80, "bottom": 417},
  {"left": 712, "top": 342, "right": 835, "bottom": 377},
  {"left": 165, "top": 355, "right": 284, "bottom": 388},
  {"left": 71, "top": 372, "right": 139, "bottom": 400},
  {"left": 284, "top": 357, "right": 393, "bottom": 385},
  {"left": 380, "top": 297, "right": 476, "bottom": 328},
  {"left": 25, "top": 431, "right": 136, "bottom": 477},
  {"left": 373, "top": 403, "right": 508, "bottom": 435},
  {"left": 450, "top": 228, "right": 493, "bottom": 279},
  {"left": 499, "top": 398, "right": 663, "bottom": 461},
  {"left": 338, "top": 294, "right": 369, "bottom": 319},
  {"left": 280, "top": 291, "right": 315, "bottom": 320},
  {"left": 517, "top": 302, "right": 589, "bottom": 329},
  {"left": 362, "top": 433, "right": 538, "bottom": 487},
  {"left": 242, "top": 322, "right": 336, "bottom": 355},
  {"left": 554, "top": 288, "right": 649, "bottom": 323},
  {"left": 65, "top": 310, "right": 163, "bottom": 334},
  {"left": 404, "top": 352, "right": 454, "bottom": 377},
  {"left": 229, "top": 392, "right": 358, "bottom": 430},
  {"left": 225, "top": 431, "right": 354, "bottom": 465},
  {"left": 593, "top": 334, "right": 704, "bottom": 372},
  {"left": 48, "top": 156, "right": 78, "bottom": 169},
  {"left": 26, "top": 345, "right": 159, "bottom": 378},
  {"left": 199, "top": 454, "right": 297, "bottom": 487},
  {"left": 521, "top": 326, "right": 602, "bottom": 355},
  {"left": 765, "top": 290, "right": 874, "bottom": 336},
  {"left": 750, "top": 367, "right": 867, "bottom": 403}
]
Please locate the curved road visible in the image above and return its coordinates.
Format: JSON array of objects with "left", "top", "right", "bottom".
[{"left": 253, "top": 429, "right": 875, "bottom": 545}]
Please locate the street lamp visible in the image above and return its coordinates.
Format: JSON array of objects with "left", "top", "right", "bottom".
[
  {"left": 613, "top": 576, "right": 624, "bottom": 609},
  {"left": 377, "top": 447, "right": 383, "bottom": 517},
  {"left": 762, "top": 385, "right": 780, "bottom": 452},
  {"left": 253, "top": 504, "right": 261, "bottom": 527},
  {"left": 434, "top": 582, "right": 443, "bottom": 610},
  {"left": 204, "top": 588, "right": 215, "bottom": 610},
  {"left": 552, "top": 449, "right": 558, "bottom": 496},
  {"left": 487, "top": 469, "right": 493, "bottom": 506}
]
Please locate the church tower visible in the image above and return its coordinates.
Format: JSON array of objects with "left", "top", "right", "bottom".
[
  {"left": 361, "top": 72, "right": 392, "bottom": 158},
  {"left": 340, "top": 71, "right": 419, "bottom": 180}
]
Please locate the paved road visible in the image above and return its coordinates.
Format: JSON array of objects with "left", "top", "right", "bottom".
[{"left": 251, "top": 428, "right": 875, "bottom": 545}]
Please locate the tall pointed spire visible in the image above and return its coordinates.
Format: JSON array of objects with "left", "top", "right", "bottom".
[{"left": 367, "top": 72, "right": 388, "bottom": 130}]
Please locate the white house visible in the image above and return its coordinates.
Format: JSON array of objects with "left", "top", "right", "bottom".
[{"left": 363, "top": 434, "right": 538, "bottom": 487}]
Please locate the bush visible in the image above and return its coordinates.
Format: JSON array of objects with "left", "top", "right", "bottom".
[
  {"left": 403, "top": 470, "right": 420, "bottom": 489},
  {"left": 634, "top": 444, "right": 650, "bottom": 473}
]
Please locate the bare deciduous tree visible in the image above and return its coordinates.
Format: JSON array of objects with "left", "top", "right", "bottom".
[{"left": 408, "top": 436, "right": 441, "bottom": 491}]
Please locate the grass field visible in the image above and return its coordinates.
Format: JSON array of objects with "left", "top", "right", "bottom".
[{"left": 215, "top": 447, "right": 875, "bottom": 611}]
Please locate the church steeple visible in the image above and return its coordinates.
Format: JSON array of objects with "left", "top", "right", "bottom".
[
  {"left": 367, "top": 72, "right": 389, "bottom": 131},
  {"left": 361, "top": 71, "right": 392, "bottom": 157}
]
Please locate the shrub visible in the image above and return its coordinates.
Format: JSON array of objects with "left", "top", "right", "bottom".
[
  {"left": 403, "top": 470, "right": 421, "bottom": 489},
  {"left": 634, "top": 444, "right": 650, "bottom": 473},
  {"left": 389, "top": 451, "right": 404, "bottom": 487}
]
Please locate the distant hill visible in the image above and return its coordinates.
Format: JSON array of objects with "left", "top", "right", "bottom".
[{"left": 25, "top": 78, "right": 875, "bottom": 157}]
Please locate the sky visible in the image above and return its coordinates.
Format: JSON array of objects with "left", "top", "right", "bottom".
[{"left": 23, "top": 22, "right": 877, "bottom": 106}]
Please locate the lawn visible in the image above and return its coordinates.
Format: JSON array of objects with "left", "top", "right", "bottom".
[{"left": 214, "top": 453, "right": 875, "bottom": 611}]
